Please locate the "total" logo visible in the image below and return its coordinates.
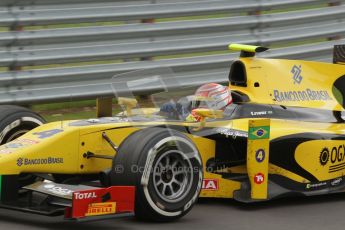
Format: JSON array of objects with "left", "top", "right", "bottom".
[{"left": 74, "top": 192, "right": 97, "bottom": 200}]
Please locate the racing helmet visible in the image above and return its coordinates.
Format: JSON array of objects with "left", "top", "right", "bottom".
[{"left": 192, "top": 83, "right": 232, "bottom": 110}]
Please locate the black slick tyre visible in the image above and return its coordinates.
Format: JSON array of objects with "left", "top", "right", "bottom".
[
  {"left": 110, "top": 127, "right": 203, "bottom": 222},
  {"left": 0, "top": 105, "right": 45, "bottom": 144}
]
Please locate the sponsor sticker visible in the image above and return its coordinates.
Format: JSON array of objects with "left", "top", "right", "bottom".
[
  {"left": 71, "top": 187, "right": 135, "bottom": 219},
  {"left": 85, "top": 202, "right": 116, "bottom": 217},
  {"left": 1, "top": 139, "right": 39, "bottom": 152},
  {"left": 248, "top": 126, "right": 270, "bottom": 140},
  {"left": 306, "top": 182, "right": 327, "bottom": 189},
  {"left": 319, "top": 145, "right": 345, "bottom": 173},
  {"left": 250, "top": 111, "right": 273, "bottom": 116},
  {"left": 331, "top": 178, "right": 343, "bottom": 186},
  {"left": 43, "top": 184, "right": 74, "bottom": 196},
  {"left": 74, "top": 192, "right": 98, "bottom": 200},
  {"left": 254, "top": 173, "right": 265, "bottom": 185},
  {"left": 255, "top": 149, "right": 265, "bottom": 163},
  {"left": 273, "top": 89, "right": 332, "bottom": 102},
  {"left": 17, "top": 158, "right": 23, "bottom": 166},
  {"left": 319, "top": 147, "right": 330, "bottom": 166},
  {"left": 20, "top": 139, "right": 39, "bottom": 145},
  {"left": 17, "top": 157, "right": 64, "bottom": 167},
  {"left": 291, "top": 64, "right": 303, "bottom": 84},
  {"left": 216, "top": 128, "right": 248, "bottom": 139},
  {"left": 202, "top": 179, "right": 219, "bottom": 191}
]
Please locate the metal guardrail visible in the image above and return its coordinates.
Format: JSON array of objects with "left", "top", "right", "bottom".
[
  {"left": 0, "top": 0, "right": 344, "bottom": 104},
  {"left": 0, "top": 0, "right": 340, "bottom": 26},
  {"left": 2, "top": 19, "right": 345, "bottom": 67},
  {"left": 1, "top": 39, "right": 344, "bottom": 104},
  {"left": 0, "top": 0, "right": 133, "bottom": 7},
  {"left": 1, "top": 6, "right": 345, "bottom": 47}
]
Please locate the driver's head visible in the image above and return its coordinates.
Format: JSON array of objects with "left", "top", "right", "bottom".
[{"left": 192, "top": 83, "right": 232, "bottom": 110}]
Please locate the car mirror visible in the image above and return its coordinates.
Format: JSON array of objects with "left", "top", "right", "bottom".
[
  {"left": 193, "top": 109, "right": 224, "bottom": 119},
  {"left": 192, "top": 109, "right": 223, "bottom": 131},
  {"left": 118, "top": 97, "right": 138, "bottom": 116}
]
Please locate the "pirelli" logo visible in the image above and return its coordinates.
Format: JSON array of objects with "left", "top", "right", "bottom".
[{"left": 85, "top": 202, "right": 116, "bottom": 216}]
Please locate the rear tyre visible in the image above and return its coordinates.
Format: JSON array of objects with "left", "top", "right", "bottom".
[
  {"left": 0, "top": 105, "right": 45, "bottom": 144},
  {"left": 110, "top": 127, "right": 203, "bottom": 222}
]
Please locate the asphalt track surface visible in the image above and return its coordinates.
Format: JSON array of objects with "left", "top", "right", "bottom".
[{"left": 1, "top": 194, "right": 345, "bottom": 230}]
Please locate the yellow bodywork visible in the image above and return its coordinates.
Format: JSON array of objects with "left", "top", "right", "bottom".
[
  {"left": 1, "top": 116, "right": 345, "bottom": 199},
  {"left": 246, "top": 119, "right": 270, "bottom": 200},
  {"left": 231, "top": 58, "right": 345, "bottom": 111}
]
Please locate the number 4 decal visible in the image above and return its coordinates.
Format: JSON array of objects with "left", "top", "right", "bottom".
[
  {"left": 34, "top": 129, "right": 63, "bottom": 139},
  {"left": 255, "top": 149, "right": 265, "bottom": 163}
]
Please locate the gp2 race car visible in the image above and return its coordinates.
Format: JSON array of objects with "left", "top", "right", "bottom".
[{"left": 0, "top": 43, "right": 345, "bottom": 222}]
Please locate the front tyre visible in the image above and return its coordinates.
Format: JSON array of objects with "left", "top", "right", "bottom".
[{"left": 110, "top": 127, "right": 203, "bottom": 222}]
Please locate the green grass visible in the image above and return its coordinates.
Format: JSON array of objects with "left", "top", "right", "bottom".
[
  {"left": 37, "top": 105, "right": 124, "bottom": 122},
  {"left": 31, "top": 100, "right": 96, "bottom": 111},
  {"left": 41, "top": 110, "right": 96, "bottom": 122},
  {"left": 31, "top": 99, "right": 124, "bottom": 122},
  {"left": 32, "top": 100, "right": 97, "bottom": 122},
  {"left": 40, "top": 107, "right": 123, "bottom": 122}
]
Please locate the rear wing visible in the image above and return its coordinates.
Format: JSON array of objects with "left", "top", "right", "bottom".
[{"left": 229, "top": 43, "right": 269, "bottom": 57}]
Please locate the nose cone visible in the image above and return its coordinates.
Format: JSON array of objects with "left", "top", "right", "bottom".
[
  {"left": 0, "top": 137, "right": 43, "bottom": 174},
  {"left": 0, "top": 122, "right": 79, "bottom": 175}
]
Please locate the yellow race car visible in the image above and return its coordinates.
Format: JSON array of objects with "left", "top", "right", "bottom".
[{"left": 0, "top": 44, "right": 345, "bottom": 222}]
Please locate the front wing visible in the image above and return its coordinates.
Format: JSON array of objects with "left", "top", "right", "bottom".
[{"left": 0, "top": 178, "right": 135, "bottom": 220}]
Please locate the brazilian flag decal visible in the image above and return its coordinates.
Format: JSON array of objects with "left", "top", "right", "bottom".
[{"left": 249, "top": 126, "right": 270, "bottom": 140}]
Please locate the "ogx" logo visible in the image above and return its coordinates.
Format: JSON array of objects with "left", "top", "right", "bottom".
[{"left": 319, "top": 146, "right": 345, "bottom": 173}]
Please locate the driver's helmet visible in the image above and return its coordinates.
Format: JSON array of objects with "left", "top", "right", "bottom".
[{"left": 192, "top": 83, "right": 232, "bottom": 110}]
